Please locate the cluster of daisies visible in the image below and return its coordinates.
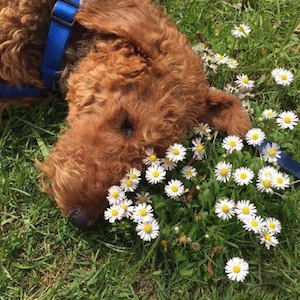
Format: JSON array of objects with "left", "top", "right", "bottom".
[
  {"left": 217, "top": 199, "right": 282, "bottom": 282},
  {"left": 104, "top": 123, "right": 212, "bottom": 241},
  {"left": 215, "top": 128, "right": 292, "bottom": 192}
]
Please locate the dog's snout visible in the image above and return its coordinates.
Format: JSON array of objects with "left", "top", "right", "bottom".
[{"left": 68, "top": 209, "right": 90, "bottom": 230}]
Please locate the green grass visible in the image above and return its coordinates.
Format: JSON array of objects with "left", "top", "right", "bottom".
[{"left": 1, "top": 0, "right": 300, "bottom": 299}]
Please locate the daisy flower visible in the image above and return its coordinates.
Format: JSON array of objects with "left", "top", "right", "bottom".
[
  {"left": 260, "top": 231, "right": 279, "bottom": 250},
  {"left": 166, "top": 143, "right": 187, "bottom": 163},
  {"left": 120, "top": 176, "right": 139, "bottom": 192},
  {"left": 104, "top": 205, "right": 124, "bottom": 223},
  {"left": 243, "top": 215, "right": 266, "bottom": 233},
  {"left": 262, "top": 143, "right": 281, "bottom": 164},
  {"left": 143, "top": 147, "right": 160, "bottom": 166},
  {"left": 191, "top": 138, "right": 205, "bottom": 160},
  {"left": 233, "top": 167, "right": 254, "bottom": 186},
  {"left": 231, "top": 24, "right": 251, "bottom": 38},
  {"left": 276, "top": 111, "right": 298, "bottom": 130},
  {"left": 215, "top": 198, "right": 235, "bottom": 220},
  {"left": 235, "top": 200, "right": 257, "bottom": 221},
  {"left": 227, "top": 58, "right": 238, "bottom": 69},
  {"left": 245, "top": 128, "right": 265, "bottom": 146},
  {"left": 256, "top": 176, "right": 273, "bottom": 194},
  {"left": 136, "top": 219, "right": 159, "bottom": 242},
  {"left": 106, "top": 185, "right": 125, "bottom": 205},
  {"left": 181, "top": 165, "right": 197, "bottom": 180},
  {"left": 271, "top": 172, "right": 290, "bottom": 190},
  {"left": 119, "top": 199, "right": 134, "bottom": 218},
  {"left": 265, "top": 217, "right": 282, "bottom": 234},
  {"left": 272, "top": 68, "right": 293, "bottom": 86},
  {"left": 164, "top": 179, "right": 185, "bottom": 199},
  {"left": 262, "top": 109, "right": 277, "bottom": 120},
  {"left": 126, "top": 168, "right": 141, "bottom": 182},
  {"left": 214, "top": 53, "right": 229, "bottom": 65},
  {"left": 161, "top": 157, "right": 177, "bottom": 171},
  {"left": 135, "top": 192, "right": 151, "bottom": 204},
  {"left": 222, "top": 135, "right": 244, "bottom": 153},
  {"left": 132, "top": 203, "right": 154, "bottom": 223},
  {"left": 225, "top": 257, "right": 249, "bottom": 282},
  {"left": 214, "top": 161, "right": 232, "bottom": 183},
  {"left": 257, "top": 166, "right": 277, "bottom": 180},
  {"left": 235, "top": 74, "right": 254, "bottom": 91},
  {"left": 193, "top": 123, "right": 212, "bottom": 137},
  {"left": 145, "top": 164, "right": 166, "bottom": 184}
]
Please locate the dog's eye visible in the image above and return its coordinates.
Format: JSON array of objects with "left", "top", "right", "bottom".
[{"left": 121, "top": 115, "right": 134, "bottom": 137}]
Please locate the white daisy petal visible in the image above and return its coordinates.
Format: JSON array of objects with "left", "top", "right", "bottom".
[
  {"left": 181, "top": 165, "right": 197, "bottom": 180},
  {"left": 235, "top": 200, "right": 257, "bottom": 221},
  {"left": 104, "top": 205, "right": 124, "bottom": 223},
  {"left": 242, "top": 215, "right": 266, "bottom": 233},
  {"left": 265, "top": 217, "right": 282, "bottom": 234},
  {"left": 233, "top": 167, "right": 254, "bottom": 186},
  {"left": 271, "top": 172, "right": 290, "bottom": 190},
  {"left": 136, "top": 219, "right": 159, "bottom": 242},
  {"left": 225, "top": 257, "right": 249, "bottom": 282},
  {"left": 166, "top": 143, "right": 187, "bottom": 163},
  {"left": 222, "top": 135, "right": 244, "bottom": 153},
  {"left": 262, "top": 109, "right": 277, "bottom": 120},
  {"left": 164, "top": 179, "right": 185, "bottom": 199},
  {"left": 231, "top": 24, "right": 251, "bottom": 38},
  {"left": 262, "top": 143, "right": 281, "bottom": 164},
  {"left": 106, "top": 185, "right": 125, "bottom": 205},
  {"left": 214, "top": 161, "right": 232, "bottom": 182},
  {"left": 276, "top": 111, "right": 298, "bottom": 130},
  {"left": 145, "top": 164, "right": 166, "bottom": 184},
  {"left": 215, "top": 198, "right": 235, "bottom": 220},
  {"left": 192, "top": 138, "right": 205, "bottom": 160},
  {"left": 272, "top": 68, "right": 293, "bottom": 86},
  {"left": 259, "top": 230, "right": 279, "bottom": 250},
  {"left": 135, "top": 192, "right": 152, "bottom": 204},
  {"left": 246, "top": 128, "right": 265, "bottom": 146},
  {"left": 132, "top": 203, "right": 154, "bottom": 223},
  {"left": 143, "top": 147, "right": 160, "bottom": 166}
]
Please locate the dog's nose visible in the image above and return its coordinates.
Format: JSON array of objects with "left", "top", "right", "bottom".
[{"left": 68, "top": 209, "right": 89, "bottom": 230}]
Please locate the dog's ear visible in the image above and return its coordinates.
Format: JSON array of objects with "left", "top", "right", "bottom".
[
  {"left": 76, "top": 0, "right": 181, "bottom": 60},
  {"left": 202, "top": 88, "right": 252, "bottom": 137}
]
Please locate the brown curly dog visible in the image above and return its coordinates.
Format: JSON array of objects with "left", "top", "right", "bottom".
[{"left": 0, "top": 0, "right": 251, "bottom": 228}]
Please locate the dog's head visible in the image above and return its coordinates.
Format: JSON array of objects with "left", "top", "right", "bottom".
[{"left": 36, "top": 1, "right": 250, "bottom": 228}]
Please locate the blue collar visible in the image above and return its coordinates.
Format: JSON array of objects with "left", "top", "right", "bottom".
[{"left": 0, "top": 0, "right": 80, "bottom": 98}]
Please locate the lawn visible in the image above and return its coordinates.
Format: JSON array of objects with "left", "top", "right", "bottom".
[{"left": 1, "top": 0, "right": 300, "bottom": 299}]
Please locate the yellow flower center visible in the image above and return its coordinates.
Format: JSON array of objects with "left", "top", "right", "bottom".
[
  {"left": 266, "top": 111, "right": 272, "bottom": 117},
  {"left": 233, "top": 265, "right": 241, "bottom": 273},
  {"left": 219, "top": 55, "right": 224, "bottom": 60},
  {"left": 149, "top": 154, "right": 157, "bottom": 162},
  {"left": 268, "top": 149, "right": 276, "bottom": 157},
  {"left": 112, "top": 191, "right": 119, "bottom": 199},
  {"left": 171, "top": 185, "right": 179, "bottom": 192},
  {"left": 263, "top": 179, "right": 271, "bottom": 188},
  {"left": 242, "top": 77, "right": 249, "bottom": 84},
  {"left": 237, "top": 26, "right": 243, "bottom": 32},
  {"left": 252, "top": 133, "right": 259, "bottom": 140},
  {"left": 200, "top": 125, "right": 205, "bottom": 132},
  {"left": 220, "top": 168, "right": 228, "bottom": 176},
  {"left": 185, "top": 170, "right": 192, "bottom": 176},
  {"left": 152, "top": 170, "right": 159, "bottom": 178},
  {"left": 197, "top": 144, "right": 204, "bottom": 152},
  {"left": 121, "top": 204, "right": 128, "bottom": 211},
  {"left": 240, "top": 173, "right": 247, "bottom": 180},
  {"left": 144, "top": 224, "right": 152, "bottom": 233},
  {"left": 281, "top": 74, "right": 287, "bottom": 81},
  {"left": 242, "top": 207, "right": 250, "bottom": 214},
  {"left": 140, "top": 209, "right": 147, "bottom": 217},
  {"left": 229, "top": 140, "right": 237, "bottom": 147},
  {"left": 284, "top": 116, "right": 291, "bottom": 123},
  {"left": 111, "top": 209, "right": 118, "bottom": 217},
  {"left": 277, "top": 177, "right": 283, "bottom": 184},
  {"left": 221, "top": 205, "right": 229, "bottom": 213},
  {"left": 173, "top": 148, "right": 180, "bottom": 155},
  {"left": 130, "top": 173, "right": 137, "bottom": 179},
  {"left": 251, "top": 220, "right": 258, "bottom": 227},
  {"left": 179, "top": 235, "right": 187, "bottom": 243},
  {"left": 264, "top": 233, "right": 271, "bottom": 241},
  {"left": 126, "top": 179, "right": 132, "bottom": 186},
  {"left": 269, "top": 222, "right": 275, "bottom": 230},
  {"left": 139, "top": 196, "right": 146, "bottom": 203}
]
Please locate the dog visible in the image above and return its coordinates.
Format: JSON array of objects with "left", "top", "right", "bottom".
[{"left": 0, "top": 0, "right": 251, "bottom": 228}]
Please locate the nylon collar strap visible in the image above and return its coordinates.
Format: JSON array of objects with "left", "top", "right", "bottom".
[{"left": 0, "top": 0, "right": 80, "bottom": 98}]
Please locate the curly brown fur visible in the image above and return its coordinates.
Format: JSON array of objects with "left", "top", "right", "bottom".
[{"left": 1, "top": 0, "right": 251, "bottom": 227}]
